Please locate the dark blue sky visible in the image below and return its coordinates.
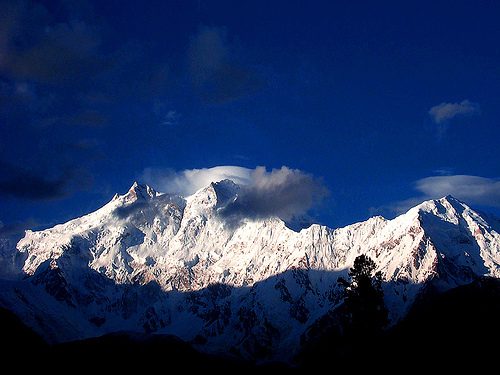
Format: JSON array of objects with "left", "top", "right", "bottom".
[{"left": 1, "top": 0, "right": 500, "bottom": 235}]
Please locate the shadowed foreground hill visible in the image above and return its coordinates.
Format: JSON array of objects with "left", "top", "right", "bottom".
[
  {"left": 0, "top": 306, "right": 288, "bottom": 371},
  {"left": 51, "top": 334, "right": 264, "bottom": 371},
  {"left": 389, "top": 277, "right": 500, "bottom": 358},
  {"left": 299, "top": 277, "right": 500, "bottom": 370},
  {"left": 1, "top": 307, "right": 48, "bottom": 355},
  {"left": 2, "top": 278, "right": 500, "bottom": 372}
]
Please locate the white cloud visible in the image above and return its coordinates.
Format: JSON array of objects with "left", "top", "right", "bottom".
[
  {"left": 382, "top": 174, "right": 500, "bottom": 215},
  {"left": 220, "top": 166, "right": 328, "bottom": 222},
  {"left": 415, "top": 175, "right": 500, "bottom": 207},
  {"left": 428, "top": 99, "right": 480, "bottom": 124},
  {"left": 141, "top": 165, "right": 328, "bottom": 222},
  {"left": 141, "top": 165, "right": 253, "bottom": 196},
  {"left": 161, "top": 110, "right": 180, "bottom": 126},
  {"left": 432, "top": 168, "right": 454, "bottom": 176}
]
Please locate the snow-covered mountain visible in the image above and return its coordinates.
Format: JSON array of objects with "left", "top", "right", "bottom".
[{"left": 1, "top": 180, "right": 500, "bottom": 359}]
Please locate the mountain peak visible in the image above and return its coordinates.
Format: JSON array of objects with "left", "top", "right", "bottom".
[
  {"left": 440, "top": 194, "right": 463, "bottom": 204},
  {"left": 187, "top": 179, "right": 240, "bottom": 208},
  {"left": 412, "top": 195, "right": 467, "bottom": 214},
  {"left": 211, "top": 178, "right": 239, "bottom": 194},
  {"left": 124, "top": 181, "right": 158, "bottom": 202}
]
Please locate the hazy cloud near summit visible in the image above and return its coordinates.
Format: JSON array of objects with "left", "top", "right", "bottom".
[
  {"left": 375, "top": 174, "right": 500, "bottom": 216},
  {"left": 141, "top": 166, "right": 328, "bottom": 222},
  {"left": 415, "top": 175, "right": 500, "bottom": 207},
  {"left": 220, "top": 167, "right": 328, "bottom": 222},
  {"left": 428, "top": 100, "right": 480, "bottom": 124},
  {"left": 141, "top": 166, "right": 252, "bottom": 196}
]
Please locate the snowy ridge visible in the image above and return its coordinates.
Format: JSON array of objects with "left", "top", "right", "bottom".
[{"left": 1, "top": 181, "right": 500, "bottom": 359}]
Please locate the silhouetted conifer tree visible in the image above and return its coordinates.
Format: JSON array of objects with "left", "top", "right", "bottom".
[{"left": 338, "top": 255, "right": 388, "bottom": 337}]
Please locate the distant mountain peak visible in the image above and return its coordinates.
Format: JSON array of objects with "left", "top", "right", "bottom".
[
  {"left": 437, "top": 194, "right": 466, "bottom": 208},
  {"left": 185, "top": 179, "right": 240, "bottom": 213},
  {"left": 211, "top": 179, "right": 240, "bottom": 207},
  {"left": 124, "top": 181, "right": 158, "bottom": 202},
  {"left": 211, "top": 178, "right": 239, "bottom": 190},
  {"left": 410, "top": 195, "right": 468, "bottom": 218}
]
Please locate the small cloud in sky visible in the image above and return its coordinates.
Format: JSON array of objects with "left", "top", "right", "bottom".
[
  {"left": 141, "top": 165, "right": 328, "bottom": 222},
  {"left": 0, "top": 160, "right": 91, "bottom": 201},
  {"left": 188, "top": 26, "right": 264, "bottom": 103},
  {"left": 0, "top": 166, "right": 67, "bottom": 200},
  {"left": 381, "top": 174, "right": 500, "bottom": 215},
  {"left": 142, "top": 165, "right": 253, "bottom": 196},
  {"left": 415, "top": 175, "right": 500, "bottom": 207},
  {"left": 1, "top": 4, "right": 103, "bottom": 84},
  {"left": 432, "top": 168, "right": 454, "bottom": 176},
  {"left": 14, "top": 82, "right": 33, "bottom": 97},
  {"left": 428, "top": 99, "right": 480, "bottom": 124},
  {"left": 161, "top": 110, "right": 181, "bottom": 126},
  {"left": 189, "top": 27, "right": 228, "bottom": 85}
]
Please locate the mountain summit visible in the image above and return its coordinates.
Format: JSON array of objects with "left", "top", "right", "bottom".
[
  {"left": 123, "top": 181, "right": 159, "bottom": 202},
  {"left": 0, "top": 181, "right": 499, "bottom": 359}
]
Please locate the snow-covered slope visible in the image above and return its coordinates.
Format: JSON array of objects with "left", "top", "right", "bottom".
[{"left": 1, "top": 181, "right": 500, "bottom": 359}]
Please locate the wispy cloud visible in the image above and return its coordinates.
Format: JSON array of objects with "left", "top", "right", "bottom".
[
  {"left": 428, "top": 99, "right": 480, "bottom": 124},
  {"left": 0, "top": 0, "right": 171, "bottom": 126},
  {"left": 0, "top": 0, "right": 174, "bottom": 202},
  {"left": 220, "top": 166, "right": 328, "bottom": 223},
  {"left": 141, "top": 165, "right": 253, "bottom": 196},
  {"left": 432, "top": 168, "right": 454, "bottom": 176},
  {"left": 141, "top": 165, "right": 328, "bottom": 222},
  {"left": 416, "top": 175, "right": 500, "bottom": 207},
  {"left": 377, "top": 174, "right": 500, "bottom": 216},
  {"left": 0, "top": 0, "right": 103, "bottom": 84},
  {"left": 188, "top": 26, "right": 263, "bottom": 104},
  {"left": 161, "top": 110, "right": 181, "bottom": 126},
  {"left": 0, "top": 160, "right": 91, "bottom": 201}
]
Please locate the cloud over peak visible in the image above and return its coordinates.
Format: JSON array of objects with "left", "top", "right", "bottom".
[
  {"left": 380, "top": 174, "right": 500, "bottom": 216},
  {"left": 428, "top": 99, "right": 480, "bottom": 124},
  {"left": 141, "top": 165, "right": 328, "bottom": 222},
  {"left": 415, "top": 175, "right": 500, "bottom": 207},
  {"left": 141, "top": 166, "right": 252, "bottom": 196},
  {"left": 219, "top": 166, "right": 328, "bottom": 222}
]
